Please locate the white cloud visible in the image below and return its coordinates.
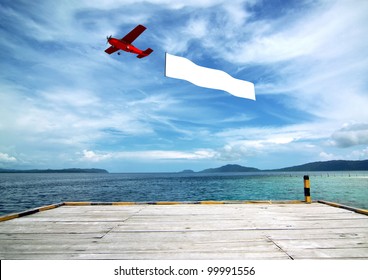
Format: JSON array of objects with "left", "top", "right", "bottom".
[
  {"left": 210, "top": 120, "right": 343, "bottom": 162},
  {"left": 39, "top": 89, "right": 101, "bottom": 108},
  {"left": 233, "top": 3, "right": 367, "bottom": 130},
  {"left": 331, "top": 123, "right": 368, "bottom": 148},
  {"left": 319, "top": 151, "right": 338, "bottom": 161},
  {"left": 82, "top": 0, "right": 254, "bottom": 10},
  {"left": 81, "top": 149, "right": 217, "bottom": 162},
  {"left": 141, "top": 150, "right": 217, "bottom": 160},
  {"left": 0, "top": 153, "right": 17, "bottom": 162},
  {"left": 82, "top": 150, "right": 112, "bottom": 162},
  {"left": 221, "top": 0, "right": 368, "bottom": 64},
  {"left": 0, "top": 87, "right": 157, "bottom": 151},
  {"left": 318, "top": 146, "right": 368, "bottom": 162},
  {"left": 214, "top": 137, "right": 295, "bottom": 161},
  {"left": 215, "top": 122, "right": 333, "bottom": 143},
  {"left": 220, "top": 113, "right": 255, "bottom": 123},
  {"left": 350, "top": 147, "right": 368, "bottom": 159},
  {"left": 184, "top": 18, "right": 208, "bottom": 39}
]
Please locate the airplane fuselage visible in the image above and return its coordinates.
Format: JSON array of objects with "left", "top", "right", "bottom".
[
  {"left": 105, "top": 25, "right": 153, "bottom": 58},
  {"left": 108, "top": 38, "right": 144, "bottom": 56}
]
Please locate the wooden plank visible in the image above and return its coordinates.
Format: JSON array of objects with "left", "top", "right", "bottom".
[
  {"left": 0, "top": 222, "right": 119, "bottom": 234},
  {"left": 287, "top": 248, "right": 368, "bottom": 259},
  {"left": 0, "top": 239, "right": 279, "bottom": 253},
  {"left": 265, "top": 228, "right": 368, "bottom": 240},
  {"left": 0, "top": 251, "right": 291, "bottom": 260},
  {"left": 1, "top": 228, "right": 366, "bottom": 241},
  {"left": 0, "top": 233, "right": 104, "bottom": 240},
  {"left": 0, "top": 203, "right": 367, "bottom": 260},
  {"left": 272, "top": 238, "right": 368, "bottom": 249}
]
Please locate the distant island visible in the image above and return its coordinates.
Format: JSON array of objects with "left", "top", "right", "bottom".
[
  {"left": 199, "top": 164, "right": 260, "bottom": 173},
  {"left": 179, "top": 169, "right": 195, "bottom": 173},
  {"left": 183, "top": 160, "right": 368, "bottom": 173},
  {"left": 1, "top": 159, "right": 367, "bottom": 174},
  {"left": 272, "top": 159, "right": 368, "bottom": 172},
  {"left": 0, "top": 168, "right": 109, "bottom": 173}
]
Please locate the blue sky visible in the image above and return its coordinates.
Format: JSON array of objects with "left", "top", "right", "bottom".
[{"left": 1, "top": 0, "right": 368, "bottom": 172}]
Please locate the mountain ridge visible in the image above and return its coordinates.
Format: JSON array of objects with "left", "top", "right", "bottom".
[
  {"left": 199, "top": 164, "right": 260, "bottom": 173},
  {"left": 194, "top": 160, "right": 368, "bottom": 173},
  {"left": 272, "top": 159, "right": 368, "bottom": 172}
]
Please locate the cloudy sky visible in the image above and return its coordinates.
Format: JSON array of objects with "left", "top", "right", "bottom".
[{"left": 1, "top": 0, "right": 368, "bottom": 172}]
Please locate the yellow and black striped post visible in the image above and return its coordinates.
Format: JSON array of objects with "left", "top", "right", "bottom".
[{"left": 304, "top": 175, "right": 311, "bottom": 203}]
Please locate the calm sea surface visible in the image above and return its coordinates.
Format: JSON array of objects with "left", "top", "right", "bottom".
[{"left": 0, "top": 172, "right": 367, "bottom": 216}]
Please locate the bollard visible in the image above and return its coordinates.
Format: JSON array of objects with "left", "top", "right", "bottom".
[{"left": 304, "top": 175, "right": 311, "bottom": 203}]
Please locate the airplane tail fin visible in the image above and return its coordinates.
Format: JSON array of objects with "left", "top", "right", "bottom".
[{"left": 137, "top": 48, "right": 153, "bottom": 58}]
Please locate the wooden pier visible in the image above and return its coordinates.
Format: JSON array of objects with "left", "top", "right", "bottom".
[{"left": 0, "top": 201, "right": 367, "bottom": 259}]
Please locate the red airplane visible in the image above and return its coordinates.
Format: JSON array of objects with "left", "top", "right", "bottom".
[{"left": 105, "top": 24, "right": 153, "bottom": 58}]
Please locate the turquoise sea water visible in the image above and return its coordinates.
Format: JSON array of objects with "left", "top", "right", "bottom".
[{"left": 0, "top": 171, "right": 367, "bottom": 216}]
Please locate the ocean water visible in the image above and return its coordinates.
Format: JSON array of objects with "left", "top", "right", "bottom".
[{"left": 0, "top": 171, "right": 367, "bottom": 216}]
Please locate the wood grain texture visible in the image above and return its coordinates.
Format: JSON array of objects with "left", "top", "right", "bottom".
[{"left": 0, "top": 203, "right": 367, "bottom": 259}]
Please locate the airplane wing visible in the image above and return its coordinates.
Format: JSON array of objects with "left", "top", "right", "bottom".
[
  {"left": 104, "top": 46, "right": 119, "bottom": 54},
  {"left": 121, "top": 24, "right": 146, "bottom": 44}
]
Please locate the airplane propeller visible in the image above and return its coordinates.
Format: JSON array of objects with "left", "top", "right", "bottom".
[{"left": 106, "top": 35, "right": 112, "bottom": 44}]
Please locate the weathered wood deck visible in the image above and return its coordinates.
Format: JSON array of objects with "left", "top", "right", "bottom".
[{"left": 0, "top": 202, "right": 367, "bottom": 259}]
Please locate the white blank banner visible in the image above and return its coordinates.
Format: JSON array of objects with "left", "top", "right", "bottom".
[{"left": 165, "top": 53, "right": 255, "bottom": 100}]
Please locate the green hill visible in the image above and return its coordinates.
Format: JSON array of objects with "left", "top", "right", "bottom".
[
  {"left": 274, "top": 160, "right": 368, "bottom": 171},
  {"left": 195, "top": 160, "right": 368, "bottom": 173},
  {"left": 200, "top": 164, "right": 260, "bottom": 173}
]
